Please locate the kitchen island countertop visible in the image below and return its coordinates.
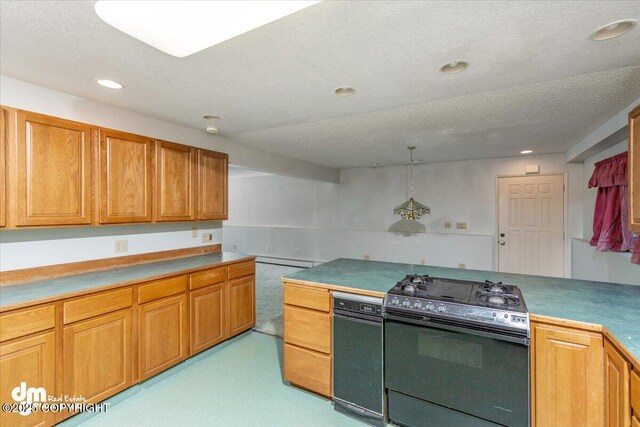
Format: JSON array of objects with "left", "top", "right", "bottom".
[{"left": 283, "top": 258, "right": 640, "bottom": 363}]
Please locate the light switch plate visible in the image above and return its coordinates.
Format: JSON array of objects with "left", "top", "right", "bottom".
[{"left": 456, "top": 222, "right": 467, "bottom": 229}]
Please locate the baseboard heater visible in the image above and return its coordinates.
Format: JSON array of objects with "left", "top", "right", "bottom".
[{"left": 255, "top": 256, "right": 318, "bottom": 269}]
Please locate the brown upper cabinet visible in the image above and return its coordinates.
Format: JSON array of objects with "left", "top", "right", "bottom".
[
  {"left": 0, "top": 108, "right": 6, "bottom": 227},
  {"left": 99, "top": 129, "right": 153, "bottom": 223},
  {"left": 629, "top": 105, "right": 640, "bottom": 233},
  {"left": 198, "top": 149, "right": 228, "bottom": 220},
  {"left": 15, "top": 110, "right": 92, "bottom": 226},
  {"left": 2, "top": 107, "right": 228, "bottom": 228},
  {"left": 155, "top": 140, "right": 196, "bottom": 221}
]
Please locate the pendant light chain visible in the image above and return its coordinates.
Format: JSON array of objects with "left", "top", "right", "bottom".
[{"left": 409, "top": 146, "right": 415, "bottom": 199}]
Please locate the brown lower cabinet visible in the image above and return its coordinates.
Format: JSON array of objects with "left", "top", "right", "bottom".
[
  {"left": 631, "top": 368, "right": 640, "bottom": 426},
  {"left": 228, "top": 276, "right": 256, "bottom": 337},
  {"left": 605, "top": 338, "right": 631, "bottom": 427},
  {"left": 282, "top": 282, "right": 332, "bottom": 397},
  {"left": 138, "top": 294, "right": 188, "bottom": 381},
  {"left": 0, "top": 258, "right": 255, "bottom": 427},
  {"left": 188, "top": 263, "right": 255, "bottom": 355},
  {"left": 63, "top": 309, "right": 132, "bottom": 406},
  {"left": 532, "top": 321, "right": 604, "bottom": 427},
  {"left": 0, "top": 331, "right": 56, "bottom": 427},
  {"left": 190, "top": 283, "right": 227, "bottom": 355}
]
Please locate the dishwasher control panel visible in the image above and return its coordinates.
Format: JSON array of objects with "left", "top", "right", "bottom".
[{"left": 333, "top": 292, "right": 383, "bottom": 316}]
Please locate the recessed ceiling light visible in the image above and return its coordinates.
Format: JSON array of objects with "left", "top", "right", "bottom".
[
  {"left": 440, "top": 61, "right": 468, "bottom": 74},
  {"left": 95, "top": 1, "right": 320, "bottom": 58},
  {"left": 96, "top": 79, "right": 124, "bottom": 89},
  {"left": 370, "top": 163, "right": 380, "bottom": 168},
  {"left": 206, "top": 126, "right": 220, "bottom": 134},
  {"left": 203, "top": 115, "right": 220, "bottom": 120},
  {"left": 334, "top": 86, "right": 355, "bottom": 96},
  {"left": 520, "top": 150, "right": 533, "bottom": 154},
  {"left": 590, "top": 19, "right": 637, "bottom": 41}
]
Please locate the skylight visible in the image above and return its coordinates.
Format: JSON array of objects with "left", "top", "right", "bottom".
[{"left": 94, "top": 1, "right": 320, "bottom": 58}]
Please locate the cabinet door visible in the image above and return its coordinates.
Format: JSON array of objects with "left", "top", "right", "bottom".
[
  {"left": 63, "top": 310, "right": 132, "bottom": 404},
  {"left": 15, "top": 110, "right": 92, "bottom": 226},
  {"left": 0, "top": 332, "right": 56, "bottom": 427},
  {"left": 190, "top": 283, "right": 227, "bottom": 355},
  {"left": 139, "top": 294, "right": 188, "bottom": 380},
  {"left": 99, "top": 129, "right": 152, "bottom": 223},
  {"left": 227, "top": 275, "right": 255, "bottom": 337},
  {"left": 284, "top": 343, "right": 331, "bottom": 398},
  {"left": 605, "top": 339, "right": 631, "bottom": 427},
  {"left": 154, "top": 140, "right": 195, "bottom": 222},
  {"left": 630, "top": 105, "right": 640, "bottom": 232},
  {"left": 0, "top": 108, "right": 6, "bottom": 227},
  {"left": 197, "top": 149, "right": 227, "bottom": 220},
  {"left": 533, "top": 322, "right": 604, "bottom": 427}
]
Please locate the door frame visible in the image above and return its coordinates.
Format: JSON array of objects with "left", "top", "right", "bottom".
[{"left": 494, "top": 173, "right": 569, "bottom": 278}]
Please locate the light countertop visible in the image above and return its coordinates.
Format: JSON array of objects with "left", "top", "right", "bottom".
[
  {"left": 0, "top": 252, "right": 254, "bottom": 311},
  {"left": 283, "top": 258, "right": 640, "bottom": 362}
]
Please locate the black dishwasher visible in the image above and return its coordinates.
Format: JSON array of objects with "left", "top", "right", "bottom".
[{"left": 333, "top": 292, "right": 384, "bottom": 427}]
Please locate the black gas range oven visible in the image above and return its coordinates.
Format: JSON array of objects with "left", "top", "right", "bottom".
[{"left": 383, "top": 275, "right": 530, "bottom": 427}]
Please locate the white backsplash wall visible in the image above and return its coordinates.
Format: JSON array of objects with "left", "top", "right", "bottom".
[
  {"left": 0, "top": 223, "right": 223, "bottom": 271},
  {"left": 225, "top": 153, "right": 583, "bottom": 273}
]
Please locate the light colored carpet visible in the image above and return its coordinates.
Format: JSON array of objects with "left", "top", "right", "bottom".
[{"left": 253, "top": 262, "right": 303, "bottom": 337}]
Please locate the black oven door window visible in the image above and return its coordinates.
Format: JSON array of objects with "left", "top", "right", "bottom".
[{"left": 385, "top": 318, "right": 529, "bottom": 427}]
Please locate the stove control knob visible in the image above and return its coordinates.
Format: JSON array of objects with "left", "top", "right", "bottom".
[
  {"left": 413, "top": 301, "right": 422, "bottom": 309},
  {"left": 391, "top": 297, "right": 399, "bottom": 305},
  {"left": 425, "top": 303, "right": 434, "bottom": 311},
  {"left": 402, "top": 299, "right": 411, "bottom": 307},
  {"left": 437, "top": 305, "right": 447, "bottom": 313}
]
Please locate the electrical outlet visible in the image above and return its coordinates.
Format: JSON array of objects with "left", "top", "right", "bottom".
[
  {"left": 458, "top": 263, "right": 466, "bottom": 269},
  {"left": 294, "top": 248, "right": 300, "bottom": 255},
  {"left": 191, "top": 227, "right": 197, "bottom": 238},
  {"left": 444, "top": 222, "right": 451, "bottom": 229},
  {"left": 456, "top": 222, "right": 467, "bottom": 229},
  {"left": 202, "top": 233, "right": 213, "bottom": 243},
  {"left": 363, "top": 254, "right": 370, "bottom": 260},
  {"left": 232, "top": 244, "right": 237, "bottom": 250},
  {"left": 420, "top": 259, "right": 426, "bottom": 265},
  {"left": 114, "top": 240, "right": 128, "bottom": 253}
]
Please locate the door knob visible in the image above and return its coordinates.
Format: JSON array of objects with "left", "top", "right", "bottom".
[
  {"left": 500, "top": 233, "right": 505, "bottom": 237},
  {"left": 499, "top": 240, "right": 506, "bottom": 246}
]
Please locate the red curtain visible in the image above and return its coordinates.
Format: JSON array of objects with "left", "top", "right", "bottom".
[{"left": 588, "top": 151, "right": 639, "bottom": 265}]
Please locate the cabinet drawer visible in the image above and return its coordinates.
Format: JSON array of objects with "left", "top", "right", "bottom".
[
  {"left": 190, "top": 267, "right": 226, "bottom": 290},
  {"left": 284, "top": 284, "right": 330, "bottom": 312},
  {"left": 0, "top": 305, "right": 55, "bottom": 342},
  {"left": 284, "top": 305, "right": 331, "bottom": 354},
  {"left": 284, "top": 343, "right": 331, "bottom": 397},
  {"left": 64, "top": 288, "right": 132, "bottom": 324},
  {"left": 632, "top": 369, "right": 640, "bottom": 415},
  {"left": 228, "top": 261, "right": 255, "bottom": 280},
  {"left": 138, "top": 275, "right": 187, "bottom": 304}
]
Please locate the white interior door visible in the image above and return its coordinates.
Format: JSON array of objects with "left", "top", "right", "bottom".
[{"left": 497, "top": 175, "right": 565, "bottom": 277}]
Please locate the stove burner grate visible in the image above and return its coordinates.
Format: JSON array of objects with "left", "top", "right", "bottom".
[{"left": 476, "top": 291, "right": 521, "bottom": 307}]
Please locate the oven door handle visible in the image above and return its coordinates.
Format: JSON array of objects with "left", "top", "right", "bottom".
[{"left": 385, "top": 313, "right": 530, "bottom": 346}]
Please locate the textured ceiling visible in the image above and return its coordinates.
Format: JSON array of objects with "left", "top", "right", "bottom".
[{"left": 1, "top": 1, "right": 640, "bottom": 168}]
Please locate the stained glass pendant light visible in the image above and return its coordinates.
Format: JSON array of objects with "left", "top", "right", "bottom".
[{"left": 388, "top": 147, "right": 430, "bottom": 235}]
